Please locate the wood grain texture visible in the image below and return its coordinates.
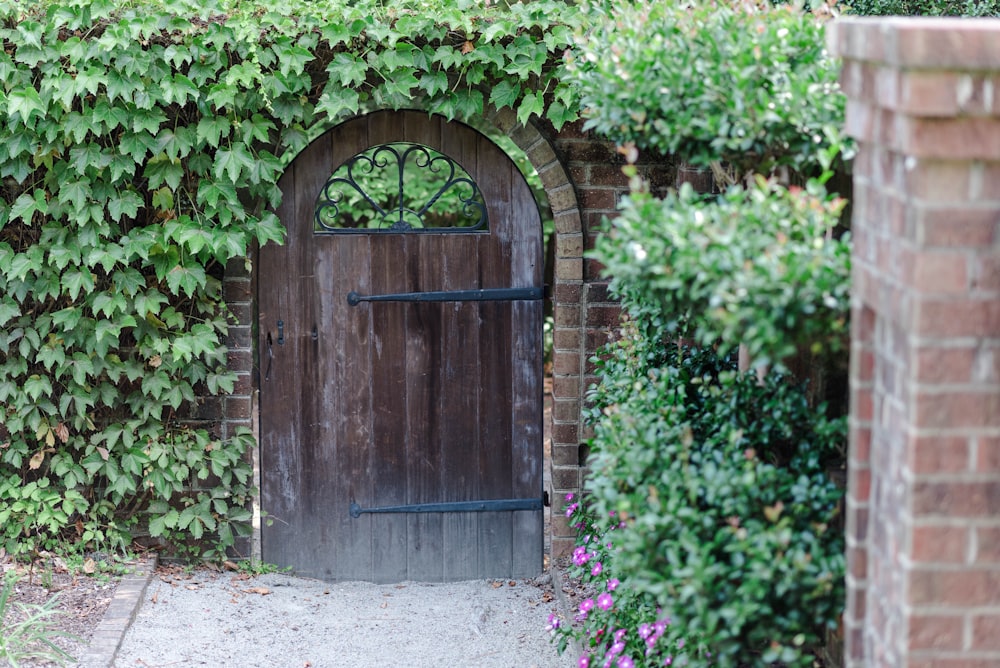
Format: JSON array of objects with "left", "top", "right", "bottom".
[{"left": 259, "top": 111, "right": 543, "bottom": 582}]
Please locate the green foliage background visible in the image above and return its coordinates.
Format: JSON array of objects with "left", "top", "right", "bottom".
[
  {"left": 0, "top": 0, "right": 581, "bottom": 559},
  {"left": 558, "top": 1, "right": 850, "bottom": 665}
]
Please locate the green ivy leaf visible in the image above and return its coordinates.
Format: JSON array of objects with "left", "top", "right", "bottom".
[
  {"left": 316, "top": 87, "right": 360, "bottom": 121},
  {"left": 489, "top": 79, "right": 520, "bottom": 111},
  {"left": 516, "top": 91, "right": 545, "bottom": 126},
  {"left": 7, "top": 86, "right": 46, "bottom": 126}
]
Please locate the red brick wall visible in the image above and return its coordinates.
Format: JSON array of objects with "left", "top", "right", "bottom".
[{"left": 831, "top": 17, "right": 1000, "bottom": 667}]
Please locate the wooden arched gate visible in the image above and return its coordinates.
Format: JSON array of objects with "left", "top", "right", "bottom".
[{"left": 257, "top": 110, "right": 544, "bottom": 583}]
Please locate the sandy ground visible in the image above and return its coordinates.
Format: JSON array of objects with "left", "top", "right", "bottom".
[{"left": 112, "top": 568, "right": 574, "bottom": 668}]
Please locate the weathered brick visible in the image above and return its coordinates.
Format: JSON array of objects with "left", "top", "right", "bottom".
[
  {"left": 552, "top": 399, "right": 580, "bottom": 424},
  {"left": 554, "top": 257, "right": 583, "bottom": 281},
  {"left": 547, "top": 184, "right": 578, "bottom": 214},
  {"left": 223, "top": 277, "right": 251, "bottom": 302},
  {"left": 553, "top": 210, "right": 582, "bottom": 235},
  {"left": 908, "top": 614, "right": 964, "bottom": 651},
  {"left": 554, "top": 304, "right": 580, "bottom": 328},
  {"left": 553, "top": 282, "right": 582, "bottom": 304},
  {"left": 555, "top": 234, "right": 583, "bottom": 259},
  {"left": 550, "top": 443, "right": 579, "bottom": 467},
  {"left": 578, "top": 188, "right": 616, "bottom": 211},
  {"left": 552, "top": 350, "right": 579, "bottom": 376},
  {"left": 585, "top": 304, "right": 621, "bottom": 328},
  {"left": 974, "top": 526, "right": 1000, "bottom": 563},
  {"left": 912, "top": 525, "right": 969, "bottom": 564},
  {"left": 968, "top": 615, "right": 1000, "bottom": 652},
  {"left": 224, "top": 396, "right": 252, "bottom": 420},
  {"left": 551, "top": 422, "right": 579, "bottom": 445},
  {"left": 551, "top": 375, "right": 580, "bottom": 401},
  {"left": 550, "top": 465, "right": 580, "bottom": 490},
  {"left": 552, "top": 327, "right": 580, "bottom": 350},
  {"left": 913, "top": 480, "right": 1000, "bottom": 518}
]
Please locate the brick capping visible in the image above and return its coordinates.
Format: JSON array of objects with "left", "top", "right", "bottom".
[{"left": 831, "top": 17, "right": 1000, "bottom": 667}]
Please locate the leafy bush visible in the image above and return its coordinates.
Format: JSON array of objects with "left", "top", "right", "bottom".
[
  {"left": 551, "top": 495, "right": 708, "bottom": 668},
  {"left": 566, "top": 0, "right": 848, "bottom": 178},
  {"left": 582, "top": 345, "right": 845, "bottom": 667},
  {"left": 845, "top": 0, "right": 1000, "bottom": 15},
  {"left": 595, "top": 177, "right": 851, "bottom": 371},
  {"left": 0, "top": 0, "right": 582, "bottom": 559}
]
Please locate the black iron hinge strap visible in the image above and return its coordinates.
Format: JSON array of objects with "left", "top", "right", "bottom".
[
  {"left": 349, "top": 497, "right": 542, "bottom": 518},
  {"left": 347, "top": 286, "right": 543, "bottom": 306}
]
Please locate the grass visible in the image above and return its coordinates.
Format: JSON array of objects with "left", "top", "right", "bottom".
[{"left": 0, "top": 571, "right": 77, "bottom": 667}]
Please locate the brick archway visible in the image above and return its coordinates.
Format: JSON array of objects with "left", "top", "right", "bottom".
[{"left": 223, "top": 105, "right": 676, "bottom": 560}]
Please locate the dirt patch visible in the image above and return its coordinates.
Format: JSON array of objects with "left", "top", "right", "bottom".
[{"left": 2, "top": 553, "right": 123, "bottom": 666}]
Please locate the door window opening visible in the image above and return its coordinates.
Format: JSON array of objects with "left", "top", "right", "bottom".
[{"left": 314, "top": 142, "right": 488, "bottom": 233}]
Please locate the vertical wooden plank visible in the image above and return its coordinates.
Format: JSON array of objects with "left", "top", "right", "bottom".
[
  {"left": 476, "top": 132, "right": 515, "bottom": 578},
  {"left": 330, "top": 233, "right": 375, "bottom": 582},
  {"left": 259, "top": 157, "right": 302, "bottom": 570},
  {"left": 326, "top": 118, "right": 376, "bottom": 582},
  {"left": 368, "top": 235, "right": 410, "bottom": 583},
  {"left": 402, "top": 112, "right": 445, "bottom": 581},
  {"left": 366, "top": 98, "right": 411, "bottom": 583},
  {"left": 260, "top": 128, "right": 333, "bottom": 576},
  {"left": 508, "top": 167, "right": 545, "bottom": 578},
  {"left": 439, "top": 122, "right": 482, "bottom": 581}
]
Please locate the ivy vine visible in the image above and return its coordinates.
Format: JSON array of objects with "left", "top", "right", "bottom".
[{"left": 0, "top": 0, "right": 582, "bottom": 559}]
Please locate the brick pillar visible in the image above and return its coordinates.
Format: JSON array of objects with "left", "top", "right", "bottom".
[
  {"left": 223, "top": 258, "right": 255, "bottom": 441},
  {"left": 831, "top": 17, "right": 1000, "bottom": 667}
]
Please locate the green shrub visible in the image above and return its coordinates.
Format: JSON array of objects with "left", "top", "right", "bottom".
[
  {"left": 567, "top": 0, "right": 849, "bottom": 178},
  {"left": 593, "top": 178, "right": 850, "bottom": 371},
  {"left": 584, "top": 346, "right": 845, "bottom": 667},
  {"left": 845, "top": 0, "right": 1000, "bottom": 15},
  {"left": 550, "top": 496, "right": 708, "bottom": 667}
]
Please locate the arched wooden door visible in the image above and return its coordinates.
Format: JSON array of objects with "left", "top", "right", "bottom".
[{"left": 258, "top": 111, "right": 544, "bottom": 582}]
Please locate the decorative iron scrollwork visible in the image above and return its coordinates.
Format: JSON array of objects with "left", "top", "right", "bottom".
[{"left": 314, "top": 142, "right": 488, "bottom": 233}]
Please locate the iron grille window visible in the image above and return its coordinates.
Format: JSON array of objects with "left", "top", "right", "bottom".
[{"left": 314, "top": 142, "right": 488, "bottom": 233}]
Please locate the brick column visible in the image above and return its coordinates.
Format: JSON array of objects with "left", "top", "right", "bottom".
[{"left": 831, "top": 17, "right": 1000, "bottom": 667}]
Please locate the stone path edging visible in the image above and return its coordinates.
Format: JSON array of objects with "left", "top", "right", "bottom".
[
  {"left": 74, "top": 554, "right": 157, "bottom": 668},
  {"left": 549, "top": 564, "right": 585, "bottom": 659}
]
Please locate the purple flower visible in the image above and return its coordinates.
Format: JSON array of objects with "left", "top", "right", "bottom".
[
  {"left": 591, "top": 561, "right": 603, "bottom": 577},
  {"left": 653, "top": 620, "right": 668, "bottom": 637},
  {"left": 607, "top": 578, "right": 620, "bottom": 592},
  {"left": 596, "top": 593, "right": 614, "bottom": 611},
  {"left": 572, "top": 546, "right": 592, "bottom": 567},
  {"left": 677, "top": 639, "right": 685, "bottom": 649},
  {"left": 618, "top": 657, "right": 635, "bottom": 668},
  {"left": 565, "top": 503, "right": 579, "bottom": 518},
  {"left": 610, "top": 641, "right": 625, "bottom": 656},
  {"left": 638, "top": 623, "right": 653, "bottom": 639},
  {"left": 546, "top": 613, "right": 561, "bottom": 632},
  {"left": 579, "top": 598, "right": 596, "bottom": 613},
  {"left": 577, "top": 655, "right": 589, "bottom": 668},
  {"left": 566, "top": 493, "right": 575, "bottom": 502},
  {"left": 664, "top": 658, "right": 672, "bottom": 666}
]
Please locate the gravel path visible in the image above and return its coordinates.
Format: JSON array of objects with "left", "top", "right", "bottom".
[{"left": 112, "top": 568, "right": 573, "bottom": 668}]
